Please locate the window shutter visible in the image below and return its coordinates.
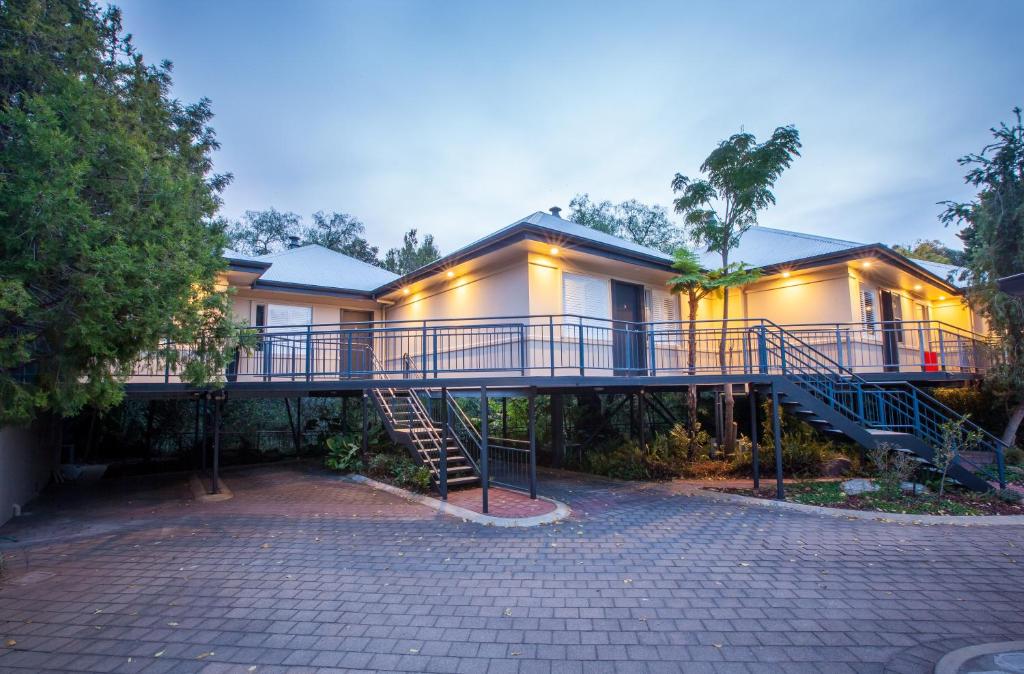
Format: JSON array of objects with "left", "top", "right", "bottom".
[
  {"left": 645, "top": 288, "right": 680, "bottom": 323},
  {"left": 264, "top": 305, "right": 311, "bottom": 329},
  {"left": 562, "top": 273, "right": 610, "bottom": 320},
  {"left": 859, "top": 285, "right": 876, "bottom": 333}
]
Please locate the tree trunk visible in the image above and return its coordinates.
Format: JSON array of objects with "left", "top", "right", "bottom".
[
  {"left": 687, "top": 296, "right": 699, "bottom": 438},
  {"left": 1002, "top": 399, "right": 1024, "bottom": 448},
  {"left": 719, "top": 255, "right": 736, "bottom": 454}
]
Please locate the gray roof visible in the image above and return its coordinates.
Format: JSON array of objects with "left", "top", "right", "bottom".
[
  {"left": 516, "top": 211, "right": 673, "bottom": 261},
  {"left": 695, "top": 226, "right": 865, "bottom": 269},
  {"left": 251, "top": 245, "right": 399, "bottom": 293},
  {"left": 911, "top": 258, "right": 963, "bottom": 285},
  {"left": 222, "top": 216, "right": 966, "bottom": 296}
]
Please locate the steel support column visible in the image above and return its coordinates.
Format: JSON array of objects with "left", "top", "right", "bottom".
[
  {"left": 528, "top": 389, "right": 537, "bottom": 500},
  {"left": 771, "top": 384, "right": 784, "bottom": 500},
  {"left": 361, "top": 391, "right": 369, "bottom": 463},
  {"left": 550, "top": 393, "right": 565, "bottom": 467},
  {"left": 749, "top": 389, "right": 760, "bottom": 490},
  {"left": 480, "top": 386, "right": 489, "bottom": 514},
  {"left": 211, "top": 392, "right": 223, "bottom": 495},
  {"left": 440, "top": 387, "right": 449, "bottom": 501}
]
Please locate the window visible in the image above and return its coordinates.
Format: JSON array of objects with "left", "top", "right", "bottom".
[
  {"left": 562, "top": 272, "right": 611, "bottom": 339},
  {"left": 562, "top": 272, "right": 610, "bottom": 321},
  {"left": 645, "top": 288, "right": 681, "bottom": 324},
  {"left": 859, "top": 284, "right": 877, "bottom": 334},
  {"left": 266, "top": 304, "right": 312, "bottom": 330},
  {"left": 264, "top": 304, "right": 313, "bottom": 347}
]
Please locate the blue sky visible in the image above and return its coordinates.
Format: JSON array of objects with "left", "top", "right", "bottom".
[{"left": 115, "top": 0, "right": 1023, "bottom": 254}]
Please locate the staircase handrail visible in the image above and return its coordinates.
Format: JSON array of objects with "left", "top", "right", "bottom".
[{"left": 757, "top": 321, "right": 1008, "bottom": 487}]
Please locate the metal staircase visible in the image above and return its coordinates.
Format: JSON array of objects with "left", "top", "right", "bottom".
[
  {"left": 370, "top": 385, "right": 481, "bottom": 490},
  {"left": 757, "top": 324, "right": 1008, "bottom": 491}
]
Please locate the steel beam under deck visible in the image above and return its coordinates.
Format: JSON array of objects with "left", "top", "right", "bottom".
[{"left": 122, "top": 373, "right": 792, "bottom": 400}]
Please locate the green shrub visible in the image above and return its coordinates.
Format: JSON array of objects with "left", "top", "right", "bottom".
[
  {"left": 1005, "top": 446, "right": 1024, "bottom": 466},
  {"left": 323, "top": 435, "right": 363, "bottom": 473},
  {"left": 366, "top": 452, "right": 432, "bottom": 492}
]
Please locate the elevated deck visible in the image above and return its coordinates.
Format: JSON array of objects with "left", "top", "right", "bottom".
[{"left": 125, "top": 315, "right": 995, "bottom": 398}]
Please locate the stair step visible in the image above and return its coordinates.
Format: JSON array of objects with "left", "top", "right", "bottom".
[
  {"left": 445, "top": 476, "right": 479, "bottom": 486},
  {"left": 435, "top": 465, "right": 473, "bottom": 474}
]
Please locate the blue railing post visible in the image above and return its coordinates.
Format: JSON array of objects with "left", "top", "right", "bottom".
[
  {"left": 432, "top": 329, "right": 438, "bottom": 378},
  {"left": 911, "top": 387, "right": 921, "bottom": 436},
  {"left": 938, "top": 330, "right": 947, "bottom": 372},
  {"left": 346, "top": 331, "right": 353, "bottom": 378},
  {"left": 757, "top": 326, "right": 768, "bottom": 374},
  {"left": 519, "top": 324, "right": 526, "bottom": 376},
  {"left": 548, "top": 316, "right": 555, "bottom": 377},
  {"left": 305, "top": 326, "right": 313, "bottom": 381},
  {"left": 917, "top": 323, "right": 927, "bottom": 372},
  {"left": 648, "top": 329, "right": 657, "bottom": 376},
  {"left": 578, "top": 317, "right": 585, "bottom": 376},
  {"left": 855, "top": 384, "right": 865, "bottom": 423},
  {"left": 834, "top": 325, "right": 843, "bottom": 369},
  {"left": 163, "top": 338, "right": 171, "bottom": 383},
  {"left": 421, "top": 321, "right": 428, "bottom": 379},
  {"left": 778, "top": 331, "right": 788, "bottom": 375},
  {"left": 263, "top": 337, "right": 272, "bottom": 380}
]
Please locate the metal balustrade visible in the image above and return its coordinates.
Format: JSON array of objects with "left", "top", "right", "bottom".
[
  {"left": 754, "top": 326, "right": 1007, "bottom": 488},
  {"left": 781, "top": 321, "right": 996, "bottom": 374},
  {"left": 129, "top": 315, "right": 997, "bottom": 384}
]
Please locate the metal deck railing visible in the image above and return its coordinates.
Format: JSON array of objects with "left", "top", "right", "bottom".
[{"left": 129, "top": 315, "right": 998, "bottom": 384}]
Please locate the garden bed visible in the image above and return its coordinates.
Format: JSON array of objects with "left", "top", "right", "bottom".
[{"left": 710, "top": 480, "right": 1024, "bottom": 516}]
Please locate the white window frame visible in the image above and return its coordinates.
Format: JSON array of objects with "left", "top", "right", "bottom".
[
  {"left": 857, "top": 281, "right": 878, "bottom": 336},
  {"left": 562, "top": 272, "right": 611, "bottom": 340},
  {"left": 644, "top": 287, "right": 681, "bottom": 325}
]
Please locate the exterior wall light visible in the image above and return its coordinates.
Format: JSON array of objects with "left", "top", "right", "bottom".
[
  {"left": 938, "top": 295, "right": 946, "bottom": 301},
  {"left": 861, "top": 261, "right": 871, "bottom": 268},
  {"left": 549, "top": 246, "right": 559, "bottom": 255},
  {"left": 402, "top": 288, "right": 410, "bottom": 295},
  {"left": 446, "top": 270, "right": 455, "bottom": 278},
  {"left": 914, "top": 284, "right": 923, "bottom": 291},
  {"left": 781, "top": 271, "right": 791, "bottom": 278}
]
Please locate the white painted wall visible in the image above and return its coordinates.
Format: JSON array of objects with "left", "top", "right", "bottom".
[{"left": 0, "top": 426, "right": 53, "bottom": 528}]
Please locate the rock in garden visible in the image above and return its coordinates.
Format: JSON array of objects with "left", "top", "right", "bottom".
[
  {"left": 841, "top": 479, "right": 879, "bottom": 495},
  {"left": 819, "top": 457, "right": 853, "bottom": 477}
]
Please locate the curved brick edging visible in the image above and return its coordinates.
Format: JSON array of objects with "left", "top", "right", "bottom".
[
  {"left": 344, "top": 475, "right": 571, "bottom": 527},
  {"left": 690, "top": 486, "right": 1024, "bottom": 526}
]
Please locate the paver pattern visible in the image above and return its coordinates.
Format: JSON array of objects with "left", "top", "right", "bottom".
[
  {"left": 1, "top": 462, "right": 1023, "bottom": 673},
  {"left": 444, "top": 486, "right": 557, "bottom": 518}
]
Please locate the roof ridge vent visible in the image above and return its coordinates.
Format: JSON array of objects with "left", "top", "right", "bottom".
[{"left": 549, "top": 206, "right": 562, "bottom": 218}]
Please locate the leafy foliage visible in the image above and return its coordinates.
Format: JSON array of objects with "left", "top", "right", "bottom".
[
  {"left": 568, "top": 194, "right": 681, "bottom": 253},
  {"left": 227, "top": 208, "right": 382, "bottom": 264},
  {"left": 367, "top": 452, "right": 432, "bottom": 491},
  {"left": 382, "top": 229, "right": 441, "bottom": 274},
  {"left": 227, "top": 209, "right": 302, "bottom": 255},
  {"left": 0, "top": 1, "right": 241, "bottom": 423},
  {"left": 892, "top": 239, "right": 965, "bottom": 266},
  {"left": 941, "top": 108, "right": 1024, "bottom": 446},
  {"left": 323, "top": 435, "right": 363, "bottom": 472},
  {"left": 303, "top": 211, "right": 380, "bottom": 264}
]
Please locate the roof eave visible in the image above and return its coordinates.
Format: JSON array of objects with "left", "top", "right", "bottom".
[
  {"left": 252, "top": 279, "right": 376, "bottom": 300},
  {"left": 371, "top": 222, "right": 674, "bottom": 298},
  {"left": 757, "top": 244, "right": 963, "bottom": 294}
]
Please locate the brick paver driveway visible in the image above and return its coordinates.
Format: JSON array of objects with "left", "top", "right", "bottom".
[{"left": 1, "top": 462, "right": 1022, "bottom": 673}]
